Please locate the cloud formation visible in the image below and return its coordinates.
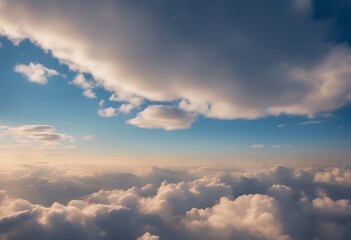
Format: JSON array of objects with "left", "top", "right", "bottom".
[
  {"left": 1, "top": 0, "right": 351, "bottom": 129},
  {"left": 0, "top": 124, "right": 74, "bottom": 150},
  {"left": 127, "top": 105, "right": 196, "bottom": 130},
  {"left": 0, "top": 164, "right": 351, "bottom": 240},
  {"left": 97, "top": 107, "right": 118, "bottom": 118},
  {"left": 14, "top": 63, "right": 60, "bottom": 85}
]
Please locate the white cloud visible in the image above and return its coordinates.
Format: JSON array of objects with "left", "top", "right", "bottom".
[
  {"left": 272, "top": 145, "right": 281, "bottom": 149},
  {"left": 99, "top": 100, "right": 105, "bottom": 107},
  {"left": 0, "top": 124, "right": 74, "bottom": 150},
  {"left": 1, "top": 165, "right": 351, "bottom": 239},
  {"left": 137, "top": 232, "right": 159, "bottom": 240},
  {"left": 109, "top": 92, "right": 143, "bottom": 107},
  {"left": 250, "top": 144, "right": 264, "bottom": 149},
  {"left": 82, "top": 89, "right": 97, "bottom": 99},
  {"left": 2, "top": 1, "right": 351, "bottom": 128},
  {"left": 127, "top": 105, "right": 196, "bottom": 130},
  {"left": 83, "top": 135, "right": 95, "bottom": 141},
  {"left": 97, "top": 107, "right": 118, "bottom": 118},
  {"left": 298, "top": 120, "right": 324, "bottom": 125},
  {"left": 70, "top": 74, "right": 94, "bottom": 90},
  {"left": 14, "top": 63, "right": 60, "bottom": 84},
  {"left": 277, "top": 124, "right": 288, "bottom": 128},
  {"left": 119, "top": 103, "right": 134, "bottom": 114},
  {"left": 184, "top": 195, "right": 290, "bottom": 240},
  {"left": 314, "top": 168, "right": 351, "bottom": 186}
]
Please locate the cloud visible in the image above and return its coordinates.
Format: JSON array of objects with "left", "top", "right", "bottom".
[
  {"left": 119, "top": 104, "right": 134, "bottom": 114},
  {"left": 70, "top": 74, "right": 94, "bottom": 90},
  {"left": 250, "top": 144, "right": 264, "bottom": 149},
  {"left": 277, "top": 124, "right": 288, "bottom": 128},
  {"left": 1, "top": 1, "right": 351, "bottom": 128},
  {"left": 14, "top": 63, "right": 60, "bottom": 85},
  {"left": 298, "top": 120, "right": 324, "bottom": 125},
  {"left": 0, "top": 124, "right": 74, "bottom": 150},
  {"left": 97, "top": 107, "right": 118, "bottom": 118},
  {"left": 83, "top": 89, "right": 97, "bottom": 99},
  {"left": 127, "top": 105, "right": 196, "bottom": 130},
  {"left": 83, "top": 135, "right": 95, "bottom": 141},
  {"left": 70, "top": 74, "right": 97, "bottom": 99},
  {"left": 314, "top": 168, "right": 351, "bottom": 186},
  {"left": 1, "top": 164, "right": 351, "bottom": 240},
  {"left": 137, "top": 232, "right": 159, "bottom": 240}
]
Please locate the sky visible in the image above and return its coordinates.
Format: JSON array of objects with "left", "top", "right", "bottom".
[{"left": 0, "top": 1, "right": 351, "bottom": 240}]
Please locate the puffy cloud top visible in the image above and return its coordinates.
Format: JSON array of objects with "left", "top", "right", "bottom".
[{"left": 1, "top": 164, "right": 351, "bottom": 239}]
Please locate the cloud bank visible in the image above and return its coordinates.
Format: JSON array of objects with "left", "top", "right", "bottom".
[
  {"left": 0, "top": 164, "right": 351, "bottom": 240},
  {"left": 1, "top": 0, "right": 351, "bottom": 129}
]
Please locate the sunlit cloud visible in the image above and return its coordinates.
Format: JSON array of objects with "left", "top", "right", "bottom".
[
  {"left": 97, "top": 107, "right": 118, "bottom": 118},
  {"left": 14, "top": 63, "right": 61, "bottom": 85},
  {"left": 1, "top": 1, "right": 351, "bottom": 129},
  {"left": 0, "top": 124, "right": 74, "bottom": 151},
  {"left": 0, "top": 164, "right": 350, "bottom": 239},
  {"left": 127, "top": 105, "right": 196, "bottom": 130}
]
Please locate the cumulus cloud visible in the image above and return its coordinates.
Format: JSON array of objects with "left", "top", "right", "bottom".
[
  {"left": 70, "top": 74, "right": 97, "bottom": 99},
  {"left": 314, "top": 168, "right": 351, "bottom": 186},
  {"left": 0, "top": 124, "right": 74, "bottom": 150},
  {"left": 97, "top": 107, "right": 118, "bottom": 118},
  {"left": 70, "top": 74, "right": 93, "bottom": 90},
  {"left": 127, "top": 105, "right": 196, "bottom": 130},
  {"left": 14, "top": 63, "right": 61, "bottom": 84},
  {"left": 137, "top": 232, "right": 159, "bottom": 240},
  {"left": 1, "top": 0, "right": 351, "bottom": 128},
  {"left": 0, "top": 164, "right": 351, "bottom": 240},
  {"left": 83, "top": 89, "right": 97, "bottom": 99}
]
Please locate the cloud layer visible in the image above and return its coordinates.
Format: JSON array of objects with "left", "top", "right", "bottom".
[
  {"left": 1, "top": 0, "right": 351, "bottom": 129},
  {"left": 1, "top": 164, "right": 351, "bottom": 239}
]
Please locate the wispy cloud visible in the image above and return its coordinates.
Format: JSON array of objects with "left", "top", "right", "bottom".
[
  {"left": 14, "top": 63, "right": 61, "bottom": 85},
  {"left": 277, "top": 124, "right": 288, "bottom": 128},
  {"left": 298, "top": 120, "right": 324, "bottom": 126},
  {"left": 250, "top": 144, "right": 264, "bottom": 149},
  {"left": 0, "top": 124, "right": 74, "bottom": 150},
  {"left": 83, "top": 134, "right": 95, "bottom": 140}
]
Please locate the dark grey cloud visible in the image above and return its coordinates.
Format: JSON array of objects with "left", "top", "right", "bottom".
[{"left": 1, "top": 164, "right": 351, "bottom": 239}]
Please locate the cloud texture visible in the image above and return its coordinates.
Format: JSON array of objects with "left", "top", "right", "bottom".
[
  {"left": 1, "top": 0, "right": 351, "bottom": 129},
  {"left": 14, "top": 63, "right": 60, "bottom": 85},
  {"left": 1, "top": 164, "right": 351, "bottom": 240}
]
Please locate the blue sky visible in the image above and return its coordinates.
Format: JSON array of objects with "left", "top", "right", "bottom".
[{"left": 0, "top": 0, "right": 350, "bottom": 166}]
